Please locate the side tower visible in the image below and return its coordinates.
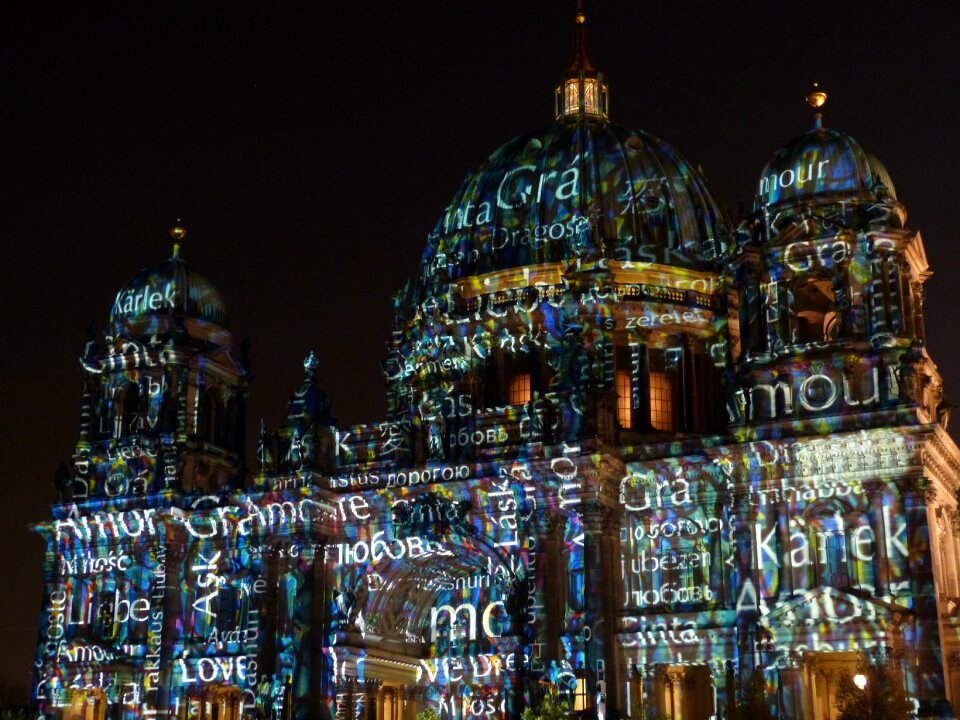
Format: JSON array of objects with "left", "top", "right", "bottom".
[
  {"left": 34, "top": 231, "right": 254, "bottom": 719},
  {"left": 71, "top": 233, "right": 249, "bottom": 500},
  {"left": 727, "top": 90, "right": 960, "bottom": 718}
]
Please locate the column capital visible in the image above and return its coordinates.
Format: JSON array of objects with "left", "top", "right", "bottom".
[{"left": 580, "top": 503, "right": 620, "bottom": 533}]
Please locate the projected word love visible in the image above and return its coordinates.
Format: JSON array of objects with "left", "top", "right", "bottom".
[
  {"left": 758, "top": 159, "right": 831, "bottom": 197},
  {"left": 112, "top": 281, "right": 177, "bottom": 317},
  {"left": 177, "top": 656, "right": 249, "bottom": 685}
]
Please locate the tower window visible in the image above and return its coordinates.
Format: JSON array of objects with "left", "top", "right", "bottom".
[
  {"left": 809, "top": 505, "right": 851, "bottom": 589},
  {"left": 870, "top": 257, "right": 904, "bottom": 334},
  {"left": 616, "top": 369, "right": 633, "bottom": 429},
  {"left": 114, "top": 382, "right": 140, "bottom": 439},
  {"left": 572, "top": 667, "right": 589, "bottom": 712},
  {"left": 562, "top": 78, "right": 604, "bottom": 116},
  {"left": 509, "top": 372, "right": 531, "bottom": 405},
  {"left": 648, "top": 368, "right": 674, "bottom": 431},
  {"left": 794, "top": 276, "right": 838, "bottom": 343}
]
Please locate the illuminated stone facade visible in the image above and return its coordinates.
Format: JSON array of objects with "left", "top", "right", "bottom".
[{"left": 32, "top": 12, "right": 960, "bottom": 720}]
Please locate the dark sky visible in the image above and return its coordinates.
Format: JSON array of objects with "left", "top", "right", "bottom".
[{"left": 2, "top": 0, "right": 958, "bottom": 698}]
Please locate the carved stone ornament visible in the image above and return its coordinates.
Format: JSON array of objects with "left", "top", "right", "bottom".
[
  {"left": 947, "top": 651, "right": 960, "bottom": 671},
  {"left": 546, "top": 512, "right": 568, "bottom": 537},
  {"left": 946, "top": 507, "right": 960, "bottom": 534}
]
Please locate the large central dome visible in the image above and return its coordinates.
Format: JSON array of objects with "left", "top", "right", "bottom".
[{"left": 417, "top": 116, "right": 729, "bottom": 293}]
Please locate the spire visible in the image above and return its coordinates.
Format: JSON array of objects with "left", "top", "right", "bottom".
[
  {"left": 568, "top": 0, "right": 595, "bottom": 73},
  {"left": 806, "top": 81, "right": 827, "bottom": 130},
  {"left": 170, "top": 220, "right": 186, "bottom": 258},
  {"left": 555, "top": 0, "right": 608, "bottom": 119}
]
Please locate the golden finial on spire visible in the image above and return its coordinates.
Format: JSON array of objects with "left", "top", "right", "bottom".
[
  {"left": 806, "top": 82, "right": 827, "bottom": 129},
  {"left": 806, "top": 82, "right": 827, "bottom": 109},
  {"left": 575, "top": 0, "right": 586, "bottom": 24},
  {"left": 170, "top": 220, "right": 186, "bottom": 258}
]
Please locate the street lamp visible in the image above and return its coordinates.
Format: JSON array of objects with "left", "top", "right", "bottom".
[{"left": 853, "top": 673, "right": 867, "bottom": 691}]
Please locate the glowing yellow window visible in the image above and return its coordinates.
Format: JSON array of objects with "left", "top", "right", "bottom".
[
  {"left": 509, "top": 372, "right": 531, "bottom": 405},
  {"left": 649, "top": 370, "right": 674, "bottom": 431},
  {"left": 563, "top": 78, "right": 600, "bottom": 116},
  {"left": 574, "top": 676, "right": 588, "bottom": 712},
  {"left": 616, "top": 369, "right": 633, "bottom": 429}
]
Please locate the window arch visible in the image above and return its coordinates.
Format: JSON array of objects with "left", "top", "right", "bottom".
[
  {"left": 614, "top": 343, "right": 642, "bottom": 431},
  {"left": 482, "top": 349, "right": 542, "bottom": 408},
  {"left": 197, "top": 386, "right": 225, "bottom": 445},
  {"left": 220, "top": 394, "right": 238, "bottom": 449},
  {"left": 647, "top": 344, "right": 683, "bottom": 432},
  {"left": 792, "top": 275, "right": 839, "bottom": 343},
  {"left": 615, "top": 337, "right": 722, "bottom": 434},
  {"left": 869, "top": 254, "right": 904, "bottom": 335},
  {"left": 802, "top": 501, "right": 875, "bottom": 591},
  {"left": 113, "top": 382, "right": 140, "bottom": 439}
]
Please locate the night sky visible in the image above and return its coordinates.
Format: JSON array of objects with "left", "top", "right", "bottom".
[{"left": 2, "top": 1, "right": 958, "bottom": 699}]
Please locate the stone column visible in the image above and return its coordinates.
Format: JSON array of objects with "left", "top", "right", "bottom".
[
  {"left": 776, "top": 651, "right": 802, "bottom": 720},
  {"left": 157, "top": 542, "right": 188, "bottom": 718},
  {"left": 912, "top": 280, "right": 927, "bottom": 343},
  {"left": 715, "top": 491, "right": 734, "bottom": 609},
  {"left": 363, "top": 680, "right": 380, "bottom": 720},
  {"left": 899, "top": 476, "right": 950, "bottom": 717},
  {"left": 581, "top": 503, "right": 624, "bottom": 719},
  {"left": 599, "top": 507, "right": 625, "bottom": 719},
  {"left": 709, "top": 660, "right": 732, "bottom": 720},
  {"left": 864, "top": 481, "right": 889, "bottom": 597},
  {"left": 540, "top": 513, "right": 568, "bottom": 665},
  {"left": 307, "top": 539, "right": 333, "bottom": 720},
  {"left": 260, "top": 544, "right": 282, "bottom": 679},
  {"left": 775, "top": 498, "right": 793, "bottom": 600},
  {"left": 732, "top": 491, "right": 760, "bottom": 678}
]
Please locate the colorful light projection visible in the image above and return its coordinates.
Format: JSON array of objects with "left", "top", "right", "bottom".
[
  {"left": 33, "top": 75, "right": 950, "bottom": 720},
  {"left": 755, "top": 127, "right": 896, "bottom": 210},
  {"left": 34, "top": 415, "right": 943, "bottom": 720},
  {"left": 419, "top": 122, "right": 728, "bottom": 288}
]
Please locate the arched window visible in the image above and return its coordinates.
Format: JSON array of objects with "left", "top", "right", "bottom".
[
  {"left": 197, "top": 387, "right": 224, "bottom": 444},
  {"left": 114, "top": 382, "right": 140, "bottom": 439},
  {"left": 197, "top": 388, "right": 213, "bottom": 442},
  {"left": 806, "top": 502, "right": 859, "bottom": 590},
  {"left": 616, "top": 368, "right": 633, "bottom": 429},
  {"left": 380, "top": 686, "right": 400, "bottom": 720},
  {"left": 614, "top": 343, "right": 642, "bottom": 431},
  {"left": 483, "top": 350, "right": 538, "bottom": 407},
  {"left": 508, "top": 369, "right": 531, "bottom": 405},
  {"left": 793, "top": 275, "right": 839, "bottom": 343},
  {"left": 220, "top": 395, "right": 238, "bottom": 448},
  {"left": 159, "top": 370, "right": 178, "bottom": 433},
  {"left": 648, "top": 347, "right": 682, "bottom": 431},
  {"left": 98, "top": 380, "right": 112, "bottom": 437},
  {"left": 870, "top": 255, "right": 904, "bottom": 335}
]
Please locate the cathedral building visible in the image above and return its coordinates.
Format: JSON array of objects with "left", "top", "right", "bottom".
[{"left": 32, "top": 6, "right": 960, "bottom": 720}]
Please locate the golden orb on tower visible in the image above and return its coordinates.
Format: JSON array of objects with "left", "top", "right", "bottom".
[{"left": 806, "top": 82, "right": 827, "bottom": 109}]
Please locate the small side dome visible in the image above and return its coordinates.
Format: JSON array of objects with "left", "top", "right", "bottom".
[
  {"left": 755, "top": 125, "right": 896, "bottom": 212},
  {"left": 110, "top": 249, "right": 229, "bottom": 330}
]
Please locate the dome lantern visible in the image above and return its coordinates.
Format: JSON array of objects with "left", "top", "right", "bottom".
[{"left": 555, "top": 0, "right": 608, "bottom": 119}]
